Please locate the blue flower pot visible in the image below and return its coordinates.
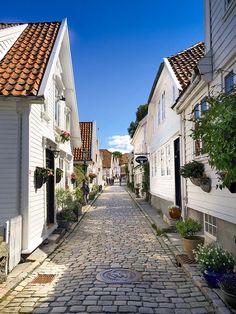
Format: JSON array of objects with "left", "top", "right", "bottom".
[{"left": 203, "top": 270, "right": 226, "bottom": 288}]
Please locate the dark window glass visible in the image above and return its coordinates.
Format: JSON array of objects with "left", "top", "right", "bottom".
[
  {"left": 201, "top": 98, "right": 208, "bottom": 113},
  {"left": 225, "top": 71, "right": 234, "bottom": 93},
  {"left": 194, "top": 104, "right": 201, "bottom": 120}
]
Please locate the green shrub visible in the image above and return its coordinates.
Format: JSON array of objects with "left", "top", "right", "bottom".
[
  {"left": 180, "top": 161, "right": 204, "bottom": 178},
  {"left": 56, "top": 188, "right": 73, "bottom": 209},
  {"left": 89, "top": 191, "right": 96, "bottom": 200},
  {"left": 176, "top": 218, "right": 202, "bottom": 238}
]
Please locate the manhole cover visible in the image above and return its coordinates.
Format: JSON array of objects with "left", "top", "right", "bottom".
[
  {"left": 96, "top": 268, "right": 141, "bottom": 284},
  {"left": 31, "top": 274, "right": 55, "bottom": 284}
]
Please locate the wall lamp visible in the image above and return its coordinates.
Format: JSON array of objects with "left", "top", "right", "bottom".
[{"left": 52, "top": 149, "right": 60, "bottom": 158}]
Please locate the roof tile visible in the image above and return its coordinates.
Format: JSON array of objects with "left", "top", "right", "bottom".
[
  {"left": 73, "top": 122, "right": 93, "bottom": 161},
  {"left": 167, "top": 42, "right": 205, "bottom": 89},
  {"left": 0, "top": 22, "right": 61, "bottom": 97}
]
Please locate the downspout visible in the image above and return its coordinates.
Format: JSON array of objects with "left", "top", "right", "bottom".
[{"left": 180, "top": 111, "right": 187, "bottom": 219}]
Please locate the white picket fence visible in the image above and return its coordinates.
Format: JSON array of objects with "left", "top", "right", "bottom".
[{"left": 5, "top": 215, "right": 22, "bottom": 272}]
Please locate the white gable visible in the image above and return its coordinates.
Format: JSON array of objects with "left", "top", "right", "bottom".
[{"left": 0, "top": 24, "right": 28, "bottom": 61}]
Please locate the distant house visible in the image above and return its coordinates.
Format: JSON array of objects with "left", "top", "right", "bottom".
[
  {"left": 146, "top": 42, "right": 204, "bottom": 219},
  {"left": 130, "top": 116, "right": 148, "bottom": 194},
  {"left": 173, "top": 0, "right": 236, "bottom": 255},
  {"left": 74, "top": 121, "right": 102, "bottom": 185},
  {"left": 0, "top": 20, "right": 81, "bottom": 270},
  {"left": 119, "top": 153, "right": 129, "bottom": 179},
  {"left": 100, "top": 149, "right": 112, "bottom": 181}
]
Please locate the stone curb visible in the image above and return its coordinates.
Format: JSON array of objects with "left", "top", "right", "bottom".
[
  {"left": 0, "top": 189, "right": 103, "bottom": 302},
  {"left": 126, "top": 187, "right": 234, "bottom": 314}
]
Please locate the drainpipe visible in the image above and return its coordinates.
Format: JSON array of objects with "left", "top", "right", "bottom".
[{"left": 180, "top": 111, "right": 187, "bottom": 219}]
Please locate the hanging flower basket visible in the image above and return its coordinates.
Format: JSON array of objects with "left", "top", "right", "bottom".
[
  {"left": 34, "top": 167, "right": 52, "bottom": 189},
  {"left": 60, "top": 130, "right": 70, "bottom": 143},
  {"left": 89, "top": 172, "right": 97, "bottom": 183},
  {"left": 56, "top": 168, "right": 63, "bottom": 183}
]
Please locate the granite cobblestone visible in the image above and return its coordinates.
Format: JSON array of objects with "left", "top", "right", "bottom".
[{"left": 0, "top": 186, "right": 215, "bottom": 313}]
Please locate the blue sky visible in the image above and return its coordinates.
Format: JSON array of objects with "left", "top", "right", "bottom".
[{"left": 1, "top": 1, "right": 204, "bottom": 152}]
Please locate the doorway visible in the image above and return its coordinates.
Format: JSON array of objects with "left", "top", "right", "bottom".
[
  {"left": 46, "top": 149, "right": 54, "bottom": 224},
  {"left": 174, "top": 138, "right": 181, "bottom": 207}
]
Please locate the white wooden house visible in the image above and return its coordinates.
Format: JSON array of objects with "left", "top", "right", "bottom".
[
  {"left": 173, "top": 0, "right": 236, "bottom": 255},
  {"left": 146, "top": 43, "right": 204, "bottom": 220},
  {"left": 130, "top": 116, "right": 148, "bottom": 193},
  {"left": 0, "top": 20, "right": 81, "bottom": 269},
  {"left": 74, "top": 121, "right": 103, "bottom": 186}
]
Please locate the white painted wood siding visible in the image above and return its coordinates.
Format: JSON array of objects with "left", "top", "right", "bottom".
[
  {"left": 147, "top": 64, "right": 180, "bottom": 202},
  {"left": 183, "top": 88, "right": 236, "bottom": 224},
  {"left": 205, "top": 0, "right": 236, "bottom": 72},
  {"left": 0, "top": 102, "right": 19, "bottom": 225}
]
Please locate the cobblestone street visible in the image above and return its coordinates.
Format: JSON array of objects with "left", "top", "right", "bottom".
[{"left": 0, "top": 186, "right": 214, "bottom": 314}]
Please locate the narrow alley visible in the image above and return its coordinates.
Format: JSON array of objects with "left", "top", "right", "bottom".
[{"left": 0, "top": 186, "right": 214, "bottom": 314}]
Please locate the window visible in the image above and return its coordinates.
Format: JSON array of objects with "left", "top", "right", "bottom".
[
  {"left": 166, "top": 145, "right": 171, "bottom": 175},
  {"left": 154, "top": 153, "right": 157, "bottom": 176},
  {"left": 204, "top": 214, "right": 217, "bottom": 239},
  {"left": 172, "top": 85, "right": 175, "bottom": 102},
  {"left": 157, "top": 101, "right": 161, "bottom": 125},
  {"left": 193, "top": 98, "right": 208, "bottom": 156},
  {"left": 162, "top": 91, "right": 165, "bottom": 120},
  {"left": 225, "top": 71, "right": 234, "bottom": 93},
  {"left": 161, "top": 148, "right": 165, "bottom": 176}
]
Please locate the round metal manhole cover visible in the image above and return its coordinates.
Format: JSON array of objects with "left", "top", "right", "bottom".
[{"left": 96, "top": 268, "right": 141, "bottom": 284}]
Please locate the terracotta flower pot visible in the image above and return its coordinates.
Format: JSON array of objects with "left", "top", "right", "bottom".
[
  {"left": 182, "top": 236, "right": 204, "bottom": 260},
  {"left": 169, "top": 206, "right": 181, "bottom": 219}
]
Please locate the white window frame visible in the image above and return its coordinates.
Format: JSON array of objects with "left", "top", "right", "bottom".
[
  {"left": 193, "top": 97, "right": 208, "bottom": 157},
  {"left": 157, "top": 101, "right": 161, "bottom": 125},
  {"left": 154, "top": 152, "right": 157, "bottom": 176},
  {"left": 204, "top": 213, "right": 217, "bottom": 239},
  {"left": 161, "top": 148, "right": 165, "bottom": 176},
  {"left": 166, "top": 145, "right": 171, "bottom": 175},
  {"left": 162, "top": 91, "right": 165, "bottom": 120}
]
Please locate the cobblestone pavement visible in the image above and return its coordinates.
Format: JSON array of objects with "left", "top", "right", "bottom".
[{"left": 0, "top": 185, "right": 215, "bottom": 314}]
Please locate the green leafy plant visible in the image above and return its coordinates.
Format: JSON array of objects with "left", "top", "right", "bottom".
[
  {"left": 191, "top": 88, "right": 236, "bottom": 188},
  {"left": 142, "top": 161, "right": 150, "bottom": 193},
  {"left": 128, "top": 103, "right": 148, "bottom": 138},
  {"left": 176, "top": 218, "right": 202, "bottom": 238},
  {"left": 112, "top": 151, "right": 122, "bottom": 158},
  {"left": 194, "top": 244, "right": 235, "bottom": 272},
  {"left": 180, "top": 161, "right": 204, "bottom": 178},
  {"left": 56, "top": 188, "right": 73, "bottom": 209}
]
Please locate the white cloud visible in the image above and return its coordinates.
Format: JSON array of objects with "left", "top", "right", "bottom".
[{"left": 107, "top": 135, "right": 132, "bottom": 153}]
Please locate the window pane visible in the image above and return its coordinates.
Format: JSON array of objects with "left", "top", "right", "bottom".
[
  {"left": 225, "top": 71, "right": 234, "bottom": 93},
  {"left": 194, "top": 104, "right": 200, "bottom": 120},
  {"left": 201, "top": 98, "right": 208, "bottom": 113}
]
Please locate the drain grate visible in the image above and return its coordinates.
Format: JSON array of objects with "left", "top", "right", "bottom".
[
  {"left": 31, "top": 274, "right": 55, "bottom": 284},
  {"left": 97, "top": 268, "right": 141, "bottom": 284},
  {"left": 176, "top": 254, "right": 196, "bottom": 267}
]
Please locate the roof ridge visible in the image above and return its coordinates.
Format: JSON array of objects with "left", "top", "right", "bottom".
[
  {"left": 0, "top": 21, "right": 61, "bottom": 25},
  {"left": 168, "top": 41, "right": 204, "bottom": 59}
]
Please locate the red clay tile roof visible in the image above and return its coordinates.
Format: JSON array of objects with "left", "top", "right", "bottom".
[
  {"left": 167, "top": 42, "right": 205, "bottom": 89},
  {"left": 100, "top": 149, "right": 112, "bottom": 168},
  {"left": 119, "top": 153, "right": 129, "bottom": 166},
  {"left": 0, "top": 23, "right": 21, "bottom": 29},
  {"left": 0, "top": 22, "right": 61, "bottom": 96},
  {"left": 74, "top": 122, "right": 93, "bottom": 161}
]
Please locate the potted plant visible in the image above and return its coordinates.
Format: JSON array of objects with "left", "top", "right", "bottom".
[
  {"left": 56, "top": 168, "right": 63, "bottom": 183},
  {"left": 176, "top": 217, "right": 204, "bottom": 259},
  {"left": 168, "top": 205, "right": 181, "bottom": 220},
  {"left": 180, "top": 161, "right": 204, "bottom": 186},
  {"left": 218, "top": 273, "right": 236, "bottom": 308},
  {"left": 194, "top": 244, "right": 235, "bottom": 288}
]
